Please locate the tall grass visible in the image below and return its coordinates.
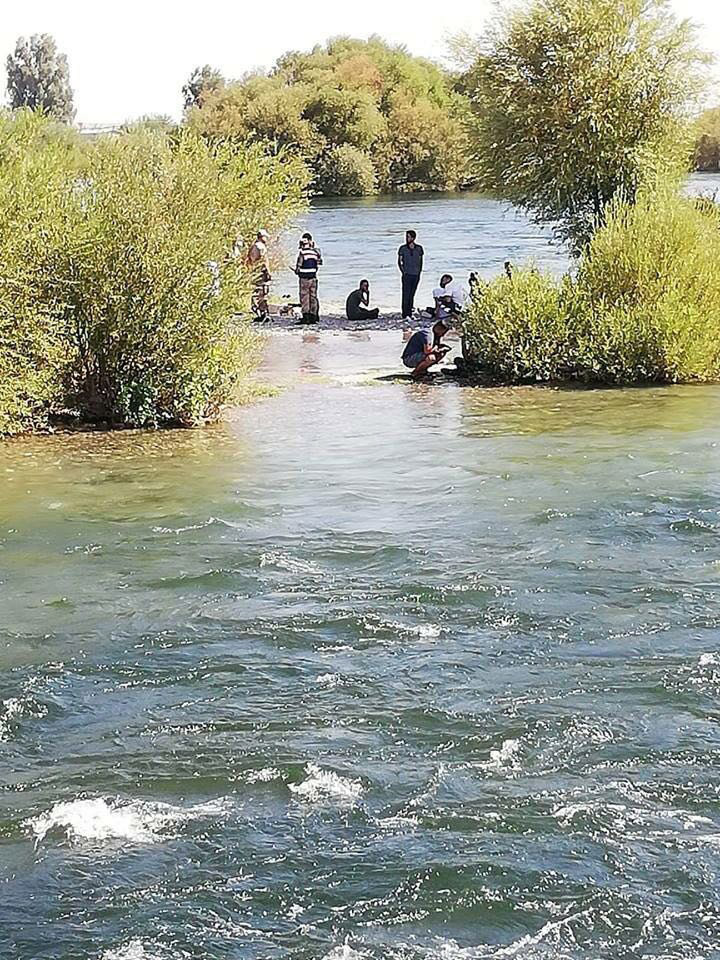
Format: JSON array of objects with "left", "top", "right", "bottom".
[
  {"left": 0, "top": 111, "right": 308, "bottom": 435},
  {"left": 463, "top": 189, "right": 720, "bottom": 384}
]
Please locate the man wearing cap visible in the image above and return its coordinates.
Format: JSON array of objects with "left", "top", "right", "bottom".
[{"left": 248, "top": 229, "right": 271, "bottom": 322}]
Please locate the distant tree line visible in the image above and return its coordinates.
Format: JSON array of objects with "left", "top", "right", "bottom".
[
  {"left": 183, "top": 36, "right": 472, "bottom": 197},
  {"left": 3, "top": 29, "right": 719, "bottom": 197}
]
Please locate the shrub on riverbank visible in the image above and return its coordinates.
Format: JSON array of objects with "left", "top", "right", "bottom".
[
  {"left": 0, "top": 112, "right": 307, "bottom": 435},
  {"left": 463, "top": 191, "right": 720, "bottom": 384}
]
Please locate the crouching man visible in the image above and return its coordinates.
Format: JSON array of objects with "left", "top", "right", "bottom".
[{"left": 401, "top": 320, "right": 451, "bottom": 378}]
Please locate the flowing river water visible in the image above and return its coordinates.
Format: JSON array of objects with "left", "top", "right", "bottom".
[{"left": 3, "top": 182, "right": 720, "bottom": 959}]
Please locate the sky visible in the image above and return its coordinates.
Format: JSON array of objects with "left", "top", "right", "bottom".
[{"left": 0, "top": 0, "right": 718, "bottom": 125}]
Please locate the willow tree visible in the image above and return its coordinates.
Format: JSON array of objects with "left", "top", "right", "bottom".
[{"left": 459, "top": 0, "right": 708, "bottom": 248}]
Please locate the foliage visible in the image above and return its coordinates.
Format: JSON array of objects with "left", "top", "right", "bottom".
[
  {"left": 463, "top": 188, "right": 720, "bottom": 384},
  {"left": 6, "top": 34, "right": 75, "bottom": 122},
  {"left": 187, "top": 36, "right": 470, "bottom": 196},
  {"left": 459, "top": 0, "right": 708, "bottom": 249},
  {"left": 121, "top": 114, "right": 178, "bottom": 134},
  {"left": 182, "top": 65, "right": 225, "bottom": 111},
  {"left": 694, "top": 106, "right": 720, "bottom": 172},
  {"left": 317, "top": 144, "right": 376, "bottom": 196},
  {"left": 0, "top": 112, "right": 307, "bottom": 435}
]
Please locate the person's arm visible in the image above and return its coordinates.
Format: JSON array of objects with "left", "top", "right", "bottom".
[
  {"left": 398, "top": 248, "right": 404, "bottom": 274},
  {"left": 316, "top": 246, "right": 323, "bottom": 266},
  {"left": 418, "top": 245, "right": 424, "bottom": 273},
  {"left": 362, "top": 289, "right": 369, "bottom": 307},
  {"left": 295, "top": 251, "right": 302, "bottom": 275}
]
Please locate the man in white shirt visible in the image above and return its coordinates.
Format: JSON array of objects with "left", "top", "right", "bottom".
[{"left": 432, "top": 274, "right": 465, "bottom": 322}]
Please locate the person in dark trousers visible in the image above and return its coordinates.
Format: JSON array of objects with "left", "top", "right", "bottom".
[
  {"left": 401, "top": 320, "right": 451, "bottom": 378},
  {"left": 295, "top": 232, "right": 323, "bottom": 324},
  {"left": 398, "top": 230, "right": 424, "bottom": 320},
  {"left": 346, "top": 279, "right": 380, "bottom": 321}
]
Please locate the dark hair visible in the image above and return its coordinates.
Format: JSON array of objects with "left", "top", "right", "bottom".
[
  {"left": 406, "top": 229, "right": 417, "bottom": 240},
  {"left": 441, "top": 274, "right": 453, "bottom": 285},
  {"left": 359, "top": 278, "right": 369, "bottom": 286},
  {"left": 302, "top": 232, "right": 313, "bottom": 240}
]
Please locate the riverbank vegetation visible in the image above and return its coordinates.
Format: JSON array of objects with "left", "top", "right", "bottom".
[
  {"left": 185, "top": 37, "right": 471, "bottom": 197},
  {"left": 0, "top": 112, "right": 306, "bottom": 436},
  {"left": 458, "top": 0, "right": 708, "bottom": 249},
  {"left": 461, "top": 0, "right": 720, "bottom": 385},
  {"left": 464, "top": 189, "right": 720, "bottom": 384},
  {"left": 695, "top": 106, "right": 720, "bottom": 172}
]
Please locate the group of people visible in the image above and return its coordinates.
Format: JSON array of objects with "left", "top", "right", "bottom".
[
  {"left": 247, "top": 226, "right": 472, "bottom": 328},
  {"left": 247, "top": 229, "right": 324, "bottom": 325},
  {"left": 246, "top": 225, "right": 500, "bottom": 377}
]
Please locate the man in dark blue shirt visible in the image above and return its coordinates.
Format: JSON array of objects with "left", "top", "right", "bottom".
[
  {"left": 401, "top": 320, "right": 450, "bottom": 377},
  {"left": 397, "top": 229, "right": 424, "bottom": 320}
]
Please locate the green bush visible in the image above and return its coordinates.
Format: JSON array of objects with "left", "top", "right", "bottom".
[
  {"left": 463, "top": 189, "right": 720, "bottom": 384},
  {"left": 0, "top": 112, "right": 307, "bottom": 434},
  {"left": 316, "top": 144, "right": 376, "bottom": 196}
]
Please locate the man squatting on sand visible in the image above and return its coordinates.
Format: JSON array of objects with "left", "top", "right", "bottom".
[{"left": 401, "top": 320, "right": 452, "bottom": 378}]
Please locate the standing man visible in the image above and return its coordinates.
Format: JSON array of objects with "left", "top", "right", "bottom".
[
  {"left": 248, "top": 229, "right": 271, "bottom": 322},
  {"left": 295, "top": 232, "right": 323, "bottom": 324},
  {"left": 398, "top": 229, "right": 424, "bottom": 321}
]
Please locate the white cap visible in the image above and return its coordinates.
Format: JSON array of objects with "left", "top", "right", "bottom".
[{"left": 258, "top": 229, "right": 269, "bottom": 238}]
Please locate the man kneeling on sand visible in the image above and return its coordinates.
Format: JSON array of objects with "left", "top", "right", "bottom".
[{"left": 401, "top": 321, "right": 451, "bottom": 377}]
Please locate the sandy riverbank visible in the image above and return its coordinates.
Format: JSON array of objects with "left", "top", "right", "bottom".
[{"left": 257, "top": 312, "right": 412, "bottom": 332}]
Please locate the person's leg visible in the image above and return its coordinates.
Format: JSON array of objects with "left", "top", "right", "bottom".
[
  {"left": 412, "top": 353, "right": 439, "bottom": 378},
  {"left": 401, "top": 274, "right": 412, "bottom": 318},
  {"left": 356, "top": 306, "right": 380, "bottom": 320},
  {"left": 256, "top": 282, "right": 270, "bottom": 320},
  {"left": 299, "top": 279, "right": 311, "bottom": 319},
  {"left": 310, "top": 279, "right": 319, "bottom": 321},
  {"left": 407, "top": 274, "right": 420, "bottom": 316}
]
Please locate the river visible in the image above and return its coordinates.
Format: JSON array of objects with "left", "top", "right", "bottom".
[
  {"left": 3, "top": 186, "right": 720, "bottom": 960},
  {"left": 274, "top": 173, "right": 720, "bottom": 313}
]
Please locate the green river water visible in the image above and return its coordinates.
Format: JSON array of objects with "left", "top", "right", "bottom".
[{"left": 2, "top": 325, "right": 720, "bottom": 960}]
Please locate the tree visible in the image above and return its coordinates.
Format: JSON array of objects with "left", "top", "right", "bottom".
[
  {"left": 317, "top": 145, "right": 376, "bottom": 195},
  {"left": 188, "top": 37, "right": 471, "bottom": 197},
  {"left": 182, "top": 65, "right": 225, "bottom": 111},
  {"left": 695, "top": 106, "right": 720, "bottom": 172},
  {"left": 459, "top": 0, "right": 708, "bottom": 248},
  {"left": 6, "top": 34, "right": 74, "bottom": 122},
  {"left": 121, "top": 114, "right": 177, "bottom": 135}
]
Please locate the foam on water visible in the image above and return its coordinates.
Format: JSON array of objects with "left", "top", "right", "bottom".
[
  {"left": 28, "top": 796, "right": 231, "bottom": 846},
  {"left": 323, "top": 943, "right": 367, "bottom": 960},
  {"left": 0, "top": 693, "right": 46, "bottom": 741},
  {"left": 481, "top": 738, "right": 521, "bottom": 774},
  {"left": 0, "top": 697, "right": 25, "bottom": 741},
  {"left": 260, "top": 551, "right": 321, "bottom": 574},
  {"left": 289, "top": 763, "right": 363, "bottom": 806},
  {"left": 243, "top": 766, "right": 281, "bottom": 784},
  {"left": 101, "top": 942, "right": 160, "bottom": 960}
]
